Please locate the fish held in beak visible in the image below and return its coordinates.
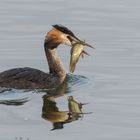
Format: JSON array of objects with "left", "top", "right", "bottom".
[{"left": 70, "top": 42, "right": 90, "bottom": 73}]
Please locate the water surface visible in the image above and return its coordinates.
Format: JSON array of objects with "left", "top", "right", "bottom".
[{"left": 0, "top": 0, "right": 140, "bottom": 140}]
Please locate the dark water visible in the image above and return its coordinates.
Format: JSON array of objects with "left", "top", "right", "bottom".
[{"left": 0, "top": 0, "right": 140, "bottom": 140}]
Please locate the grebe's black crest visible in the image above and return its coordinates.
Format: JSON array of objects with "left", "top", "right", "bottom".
[
  {"left": 52, "top": 24, "right": 75, "bottom": 37},
  {"left": 52, "top": 24, "right": 82, "bottom": 43}
]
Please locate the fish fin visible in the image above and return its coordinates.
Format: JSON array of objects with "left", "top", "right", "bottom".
[
  {"left": 82, "top": 50, "right": 90, "bottom": 56},
  {"left": 81, "top": 53, "right": 84, "bottom": 58}
]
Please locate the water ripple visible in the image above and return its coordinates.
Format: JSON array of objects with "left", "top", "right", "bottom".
[{"left": 0, "top": 89, "right": 32, "bottom": 106}]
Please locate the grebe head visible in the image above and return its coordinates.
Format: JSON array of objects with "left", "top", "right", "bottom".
[
  {"left": 44, "top": 24, "right": 93, "bottom": 49},
  {"left": 52, "top": 24, "right": 94, "bottom": 48},
  {"left": 52, "top": 24, "right": 81, "bottom": 45},
  {"left": 45, "top": 24, "right": 80, "bottom": 49}
]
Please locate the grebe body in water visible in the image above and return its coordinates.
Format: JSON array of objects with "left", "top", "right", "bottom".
[
  {"left": 0, "top": 25, "right": 92, "bottom": 89},
  {"left": 0, "top": 25, "right": 82, "bottom": 89}
]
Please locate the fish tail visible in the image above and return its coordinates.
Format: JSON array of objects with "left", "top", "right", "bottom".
[
  {"left": 70, "top": 61, "right": 76, "bottom": 73},
  {"left": 70, "top": 57, "right": 77, "bottom": 73}
]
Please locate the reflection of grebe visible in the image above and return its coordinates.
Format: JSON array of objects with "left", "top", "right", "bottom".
[
  {"left": 0, "top": 25, "right": 92, "bottom": 89},
  {"left": 42, "top": 95, "right": 86, "bottom": 130}
]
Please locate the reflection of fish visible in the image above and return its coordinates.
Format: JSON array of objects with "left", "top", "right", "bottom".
[
  {"left": 68, "top": 96, "right": 83, "bottom": 114},
  {"left": 70, "top": 42, "right": 89, "bottom": 73}
]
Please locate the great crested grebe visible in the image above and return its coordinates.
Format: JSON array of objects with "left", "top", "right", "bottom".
[{"left": 0, "top": 25, "right": 92, "bottom": 89}]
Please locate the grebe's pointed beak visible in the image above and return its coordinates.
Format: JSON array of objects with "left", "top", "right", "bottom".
[{"left": 67, "top": 35, "right": 94, "bottom": 49}]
